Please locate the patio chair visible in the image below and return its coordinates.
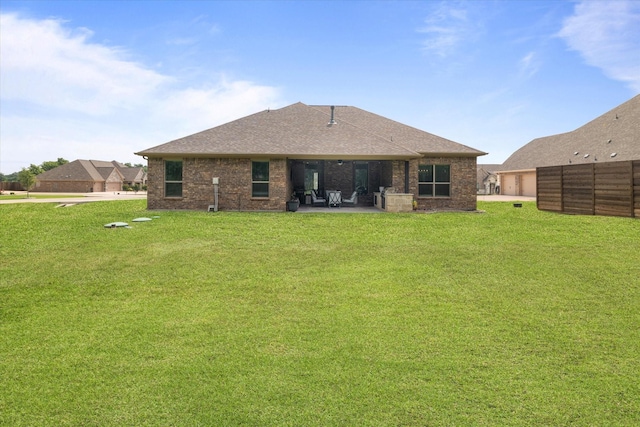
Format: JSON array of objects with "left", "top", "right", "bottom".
[
  {"left": 342, "top": 191, "right": 358, "bottom": 206},
  {"left": 311, "top": 190, "right": 326, "bottom": 207},
  {"left": 327, "top": 190, "right": 342, "bottom": 207}
]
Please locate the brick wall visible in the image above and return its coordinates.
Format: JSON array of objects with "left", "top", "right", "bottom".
[
  {"left": 35, "top": 180, "right": 101, "bottom": 192},
  {"left": 324, "top": 160, "right": 353, "bottom": 192},
  {"left": 147, "top": 157, "right": 289, "bottom": 211},
  {"left": 388, "top": 160, "right": 407, "bottom": 192},
  {"left": 146, "top": 156, "right": 477, "bottom": 211},
  {"left": 409, "top": 157, "right": 478, "bottom": 211}
]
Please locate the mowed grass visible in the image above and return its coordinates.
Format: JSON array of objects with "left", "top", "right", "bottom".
[{"left": 1, "top": 201, "right": 639, "bottom": 426}]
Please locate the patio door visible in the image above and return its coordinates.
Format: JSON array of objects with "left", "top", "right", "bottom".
[
  {"left": 304, "top": 161, "right": 323, "bottom": 192},
  {"left": 354, "top": 161, "right": 368, "bottom": 194}
]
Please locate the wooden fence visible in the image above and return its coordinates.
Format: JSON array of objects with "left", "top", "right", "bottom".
[
  {"left": 0, "top": 182, "right": 25, "bottom": 192},
  {"left": 537, "top": 160, "right": 640, "bottom": 218}
]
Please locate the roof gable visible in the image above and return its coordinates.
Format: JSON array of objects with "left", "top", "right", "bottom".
[
  {"left": 36, "top": 160, "right": 102, "bottom": 181},
  {"left": 136, "top": 102, "right": 485, "bottom": 159}
]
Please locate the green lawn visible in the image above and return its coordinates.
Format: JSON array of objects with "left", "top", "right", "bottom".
[{"left": 1, "top": 201, "right": 639, "bottom": 426}]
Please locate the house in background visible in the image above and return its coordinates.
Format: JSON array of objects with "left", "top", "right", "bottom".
[
  {"left": 497, "top": 94, "right": 640, "bottom": 197},
  {"left": 116, "top": 162, "right": 147, "bottom": 188},
  {"left": 35, "top": 160, "right": 147, "bottom": 193},
  {"left": 135, "top": 102, "right": 486, "bottom": 212},
  {"left": 477, "top": 164, "right": 500, "bottom": 195}
]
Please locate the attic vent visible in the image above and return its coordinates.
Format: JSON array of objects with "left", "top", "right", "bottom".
[
  {"left": 607, "top": 139, "right": 612, "bottom": 143},
  {"left": 611, "top": 152, "right": 617, "bottom": 158},
  {"left": 328, "top": 106, "right": 337, "bottom": 125},
  {"left": 584, "top": 154, "right": 589, "bottom": 158},
  {"left": 574, "top": 152, "right": 579, "bottom": 155}
]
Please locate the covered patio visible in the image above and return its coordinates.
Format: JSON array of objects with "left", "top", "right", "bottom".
[{"left": 289, "top": 159, "right": 393, "bottom": 208}]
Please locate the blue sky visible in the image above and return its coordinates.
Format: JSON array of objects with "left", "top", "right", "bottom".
[{"left": 1, "top": 0, "right": 639, "bottom": 173}]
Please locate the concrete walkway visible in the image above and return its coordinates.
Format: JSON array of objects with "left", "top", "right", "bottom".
[{"left": 0, "top": 191, "right": 147, "bottom": 205}]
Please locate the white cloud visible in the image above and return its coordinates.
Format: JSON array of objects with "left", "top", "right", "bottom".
[
  {"left": 0, "top": 13, "right": 169, "bottom": 115},
  {"left": 558, "top": 0, "right": 640, "bottom": 92},
  {"left": 0, "top": 13, "right": 283, "bottom": 172},
  {"left": 158, "top": 78, "right": 281, "bottom": 136},
  {"left": 418, "top": 1, "right": 482, "bottom": 57},
  {"left": 518, "top": 51, "right": 541, "bottom": 79}
]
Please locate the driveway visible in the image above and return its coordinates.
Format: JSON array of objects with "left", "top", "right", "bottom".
[{"left": 0, "top": 191, "right": 147, "bottom": 205}]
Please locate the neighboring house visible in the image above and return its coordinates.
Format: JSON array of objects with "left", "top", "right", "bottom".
[
  {"left": 477, "top": 164, "right": 500, "bottom": 195},
  {"left": 115, "top": 162, "right": 147, "bottom": 188},
  {"left": 498, "top": 94, "right": 640, "bottom": 197},
  {"left": 135, "top": 102, "right": 486, "bottom": 212},
  {"left": 35, "top": 160, "right": 147, "bottom": 193}
]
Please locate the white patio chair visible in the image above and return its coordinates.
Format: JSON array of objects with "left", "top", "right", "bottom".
[
  {"left": 342, "top": 191, "right": 358, "bottom": 206},
  {"left": 311, "top": 190, "right": 326, "bottom": 207}
]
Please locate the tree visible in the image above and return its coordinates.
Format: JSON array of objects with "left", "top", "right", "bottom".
[
  {"left": 27, "top": 164, "right": 43, "bottom": 176},
  {"left": 18, "top": 168, "right": 36, "bottom": 198},
  {"left": 134, "top": 163, "right": 148, "bottom": 172},
  {"left": 41, "top": 158, "right": 69, "bottom": 171},
  {"left": 2, "top": 172, "right": 18, "bottom": 182},
  {"left": 125, "top": 162, "right": 147, "bottom": 172}
]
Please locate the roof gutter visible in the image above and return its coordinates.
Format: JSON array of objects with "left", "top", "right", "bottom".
[
  {"left": 496, "top": 168, "right": 536, "bottom": 174},
  {"left": 419, "top": 151, "right": 488, "bottom": 158},
  {"left": 136, "top": 152, "right": 421, "bottom": 161}
]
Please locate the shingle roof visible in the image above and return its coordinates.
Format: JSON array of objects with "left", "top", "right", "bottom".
[
  {"left": 36, "top": 160, "right": 136, "bottom": 182},
  {"left": 135, "top": 102, "right": 486, "bottom": 159},
  {"left": 501, "top": 94, "right": 640, "bottom": 171},
  {"left": 114, "top": 163, "right": 144, "bottom": 182}
]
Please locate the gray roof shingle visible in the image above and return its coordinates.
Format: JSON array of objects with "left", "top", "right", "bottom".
[
  {"left": 501, "top": 94, "right": 640, "bottom": 171},
  {"left": 135, "top": 102, "right": 486, "bottom": 159},
  {"left": 36, "top": 160, "right": 140, "bottom": 182}
]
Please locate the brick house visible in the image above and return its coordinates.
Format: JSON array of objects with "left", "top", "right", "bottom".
[
  {"left": 35, "top": 160, "right": 146, "bottom": 193},
  {"left": 498, "top": 94, "right": 640, "bottom": 197},
  {"left": 135, "top": 103, "right": 486, "bottom": 211}
]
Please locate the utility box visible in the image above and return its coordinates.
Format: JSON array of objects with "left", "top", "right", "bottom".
[{"left": 212, "top": 177, "right": 219, "bottom": 185}]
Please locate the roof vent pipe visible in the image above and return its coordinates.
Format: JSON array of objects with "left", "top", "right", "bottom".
[{"left": 328, "top": 106, "right": 337, "bottom": 125}]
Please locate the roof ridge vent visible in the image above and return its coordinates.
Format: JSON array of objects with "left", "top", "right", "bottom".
[{"left": 328, "top": 105, "right": 337, "bottom": 125}]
